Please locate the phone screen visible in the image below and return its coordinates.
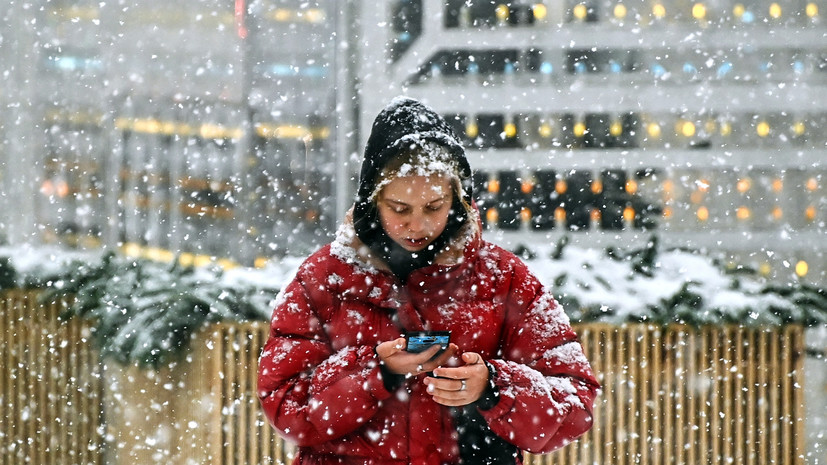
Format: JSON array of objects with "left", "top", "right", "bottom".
[{"left": 405, "top": 331, "right": 451, "bottom": 354}]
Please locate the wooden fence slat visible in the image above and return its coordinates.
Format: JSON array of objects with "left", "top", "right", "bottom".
[
  {"left": 709, "top": 327, "right": 720, "bottom": 465},
  {"left": 790, "top": 326, "right": 806, "bottom": 465},
  {"left": 722, "top": 327, "right": 735, "bottom": 464},
  {"left": 662, "top": 327, "right": 675, "bottom": 465},
  {"left": 782, "top": 329, "right": 792, "bottom": 464},
  {"left": 732, "top": 328, "right": 744, "bottom": 465},
  {"left": 601, "top": 327, "right": 613, "bottom": 465}
]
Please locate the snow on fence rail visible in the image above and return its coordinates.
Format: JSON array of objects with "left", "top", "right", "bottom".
[{"left": 0, "top": 290, "right": 808, "bottom": 465}]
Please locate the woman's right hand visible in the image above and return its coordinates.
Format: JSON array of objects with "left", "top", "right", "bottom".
[{"left": 376, "top": 337, "right": 458, "bottom": 376}]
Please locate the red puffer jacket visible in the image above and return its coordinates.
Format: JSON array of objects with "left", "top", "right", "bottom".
[{"left": 258, "top": 215, "right": 600, "bottom": 465}]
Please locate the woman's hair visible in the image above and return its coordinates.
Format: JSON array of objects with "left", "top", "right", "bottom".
[{"left": 369, "top": 141, "right": 471, "bottom": 215}]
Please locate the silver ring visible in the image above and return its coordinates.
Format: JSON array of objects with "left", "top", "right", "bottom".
[
  {"left": 460, "top": 379, "right": 467, "bottom": 391},
  {"left": 416, "top": 364, "right": 423, "bottom": 373}
]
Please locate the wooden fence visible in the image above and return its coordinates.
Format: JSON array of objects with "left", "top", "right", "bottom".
[
  {"left": 0, "top": 290, "right": 808, "bottom": 465},
  {"left": 0, "top": 291, "right": 103, "bottom": 465}
]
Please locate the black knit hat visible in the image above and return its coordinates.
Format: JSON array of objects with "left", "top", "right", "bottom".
[{"left": 353, "top": 97, "right": 473, "bottom": 281}]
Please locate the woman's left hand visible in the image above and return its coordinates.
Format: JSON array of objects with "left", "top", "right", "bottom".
[{"left": 424, "top": 352, "right": 489, "bottom": 406}]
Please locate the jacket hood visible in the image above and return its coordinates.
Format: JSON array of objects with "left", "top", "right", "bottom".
[{"left": 353, "top": 97, "right": 474, "bottom": 282}]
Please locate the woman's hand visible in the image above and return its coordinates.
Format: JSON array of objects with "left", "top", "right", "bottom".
[
  {"left": 376, "top": 338, "right": 458, "bottom": 376},
  {"left": 424, "top": 352, "right": 489, "bottom": 406}
]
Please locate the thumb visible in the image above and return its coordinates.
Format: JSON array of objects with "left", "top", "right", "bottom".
[
  {"left": 376, "top": 337, "right": 407, "bottom": 360},
  {"left": 462, "top": 352, "right": 483, "bottom": 365}
]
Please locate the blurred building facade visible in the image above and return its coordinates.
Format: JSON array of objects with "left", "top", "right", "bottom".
[
  {"left": 0, "top": 0, "right": 825, "bottom": 285},
  {"left": 358, "top": 0, "right": 826, "bottom": 286},
  {"left": 1, "top": 0, "right": 341, "bottom": 266}
]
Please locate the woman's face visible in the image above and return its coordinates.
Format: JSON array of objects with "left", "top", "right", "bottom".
[{"left": 377, "top": 174, "right": 453, "bottom": 252}]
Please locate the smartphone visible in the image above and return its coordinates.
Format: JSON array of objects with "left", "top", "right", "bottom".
[{"left": 405, "top": 331, "right": 451, "bottom": 354}]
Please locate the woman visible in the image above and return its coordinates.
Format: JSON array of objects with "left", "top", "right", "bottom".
[{"left": 258, "top": 97, "right": 600, "bottom": 465}]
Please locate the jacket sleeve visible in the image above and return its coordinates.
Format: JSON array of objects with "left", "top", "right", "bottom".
[
  {"left": 257, "top": 264, "right": 393, "bottom": 447},
  {"left": 479, "top": 257, "right": 601, "bottom": 454}
]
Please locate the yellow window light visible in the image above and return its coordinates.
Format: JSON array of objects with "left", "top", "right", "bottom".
[
  {"left": 133, "top": 118, "right": 162, "bottom": 134},
  {"left": 697, "top": 206, "right": 709, "bottom": 221},
  {"left": 614, "top": 3, "right": 627, "bottom": 19},
  {"left": 736, "top": 178, "right": 752, "bottom": 193},
  {"left": 756, "top": 121, "right": 770, "bottom": 137},
  {"left": 146, "top": 246, "right": 175, "bottom": 263},
  {"left": 466, "top": 121, "right": 479, "bottom": 138},
  {"left": 555, "top": 207, "right": 567, "bottom": 222},
  {"left": 692, "top": 3, "right": 707, "bottom": 19},
  {"left": 806, "top": 3, "right": 818, "bottom": 17},
  {"left": 769, "top": 3, "right": 782, "bottom": 18},
  {"left": 590, "top": 208, "right": 601, "bottom": 222},
  {"left": 625, "top": 179, "right": 638, "bottom": 194},
  {"left": 772, "top": 206, "right": 783, "bottom": 221},
  {"left": 486, "top": 208, "right": 500, "bottom": 224},
  {"left": 772, "top": 178, "right": 783, "bottom": 193},
  {"left": 193, "top": 254, "right": 213, "bottom": 268},
  {"left": 662, "top": 206, "right": 673, "bottom": 219},
  {"left": 759, "top": 262, "right": 772, "bottom": 276},
  {"left": 652, "top": 3, "right": 666, "bottom": 18},
  {"left": 273, "top": 8, "right": 292, "bottom": 22},
  {"left": 114, "top": 116, "right": 131, "bottom": 130},
  {"left": 533, "top": 3, "right": 549, "bottom": 20},
  {"left": 697, "top": 178, "right": 711, "bottom": 193},
  {"left": 255, "top": 123, "right": 312, "bottom": 140},
  {"left": 805, "top": 177, "right": 819, "bottom": 191},
  {"left": 609, "top": 120, "right": 623, "bottom": 137},
  {"left": 555, "top": 179, "right": 568, "bottom": 194},
  {"left": 704, "top": 119, "right": 717, "bottom": 134},
  {"left": 521, "top": 180, "right": 534, "bottom": 194},
  {"left": 573, "top": 3, "right": 588, "bottom": 20},
  {"left": 647, "top": 122, "right": 662, "bottom": 139},
  {"left": 591, "top": 179, "right": 603, "bottom": 194},
  {"left": 623, "top": 206, "right": 636, "bottom": 222},
  {"left": 520, "top": 207, "right": 532, "bottom": 222},
  {"left": 496, "top": 4, "right": 510, "bottom": 21},
  {"left": 733, "top": 3, "right": 745, "bottom": 18},
  {"left": 122, "top": 242, "right": 143, "bottom": 258},
  {"left": 795, "top": 260, "right": 809, "bottom": 277},
  {"left": 39, "top": 179, "right": 52, "bottom": 196},
  {"left": 662, "top": 179, "right": 674, "bottom": 197},
  {"left": 573, "top": 121, "right": 587, "bottom": 138},
  {"left": 538, "top": 122, "right": 553, "bottom": 138},
  {"left": 720, "top": 121, "right": 733, "bottom": 137},
  {"left": 161, "top": 121, "right": 180, "bottom": 135},
  {"left": 736, "top": 206, "right": 751, "bottom": 221},
  {"left": 503, "top": 122, "right": 517, "bottom": 139},
  {"left": 305, "top": 209, "right": 319, "bottom": 223},
  {"left": 793, "top": 121, "right": 806, "bottom": 136},
  {"left": 488, "top": 178, "right": 501, "bottom": 194},
  {"left": 805, "top": 205, "right": 817, "bottom": 221},
  {"left": 216, "top": 258, "right": 239, "bottom": 270},
  {"left": 303, "top": 8, "right": 326, "bottom": 23},
  {"left": 178, "top": 252, "right": 195, "bottom": 267},
  {"left": 200, "top": 123, "right": 242, "bottom": 140},
  {"left": 678, "top": 120, "right": 696, "bottom": 138}
]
